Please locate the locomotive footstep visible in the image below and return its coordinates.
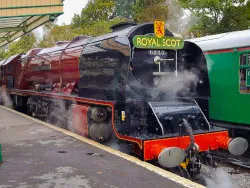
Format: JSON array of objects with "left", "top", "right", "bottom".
[
  {"left": 228, "top": 137, "right": 248, "bottom": 156},
  {"left": 158, "top": 147, "right": 185, "bottom": 168}
]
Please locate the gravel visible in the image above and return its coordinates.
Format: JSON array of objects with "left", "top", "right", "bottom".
[{"left": 199, "top": 164, "right": 250, "bottom": 188}]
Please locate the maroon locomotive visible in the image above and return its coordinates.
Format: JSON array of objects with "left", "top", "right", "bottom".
[{"left": 0, "top": 22, "right": 248, "bottom": 179}]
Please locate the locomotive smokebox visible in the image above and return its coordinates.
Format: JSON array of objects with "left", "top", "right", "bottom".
[{"left": 158, "top": 147, "right": 185, "bottom": 168}]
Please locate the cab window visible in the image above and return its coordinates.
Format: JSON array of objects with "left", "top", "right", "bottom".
[{"left": 239, "top": 54, "right": 250, "bottom": 93}]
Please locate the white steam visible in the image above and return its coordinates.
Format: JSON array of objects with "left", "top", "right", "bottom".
[
  {"left": 165, "top": 0, "right": 199, "bottom": 38},
  {"left": 148, "top": 70, "right": 199, "bottom": 100},
  {"left": 48, "top": 98, "right": 73, "bottom": 130},
  {"left": 205, "top": 168, "right": 234, "bottom": 188},
  {"left": 165, "top": 0, "right": 185, "bottom": 35},
  {"left": 47, "top": 98, "right": 90, "bottom": 137},
  {"left": 106, "top": 136, "right": 130, "bottom": 154},
  {"left": 33, "top": 26, "right": 45, "bottom": 43},
  {"left": 205, "top": 56, "right": 215, "bottom": 73},
  {"left": 0, "top": 88, "right": 13, "bottom": 108},
  {"left": 158, "top": 70, "right": 198, "bottom": 96},
  {"left": 67, "top": 107, "right": 80, "bottom": 133}
]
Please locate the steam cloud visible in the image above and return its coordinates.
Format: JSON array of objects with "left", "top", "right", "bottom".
[
  {"left": 205, "top": 168, "right": 234, "bottom": 188},
  {"left": 166, "top": 0, "right": 199, "bottom": 38},
  {"left": 205, "top": 56, "right": 214, "bottom": 73},
  {"left": 0, "top": 88, "right": 13, "bottom": 108},
  {"left": 155, "top": 70, "right": 199, "bottom": 98},
  {"left": 47, "top": 98, "right": 125, "bottom": 152},
  {"left": 126, "top": 68, "right": 200, "bottom": 101},
  {"left": 106, "top": 136, "right": 130, "bottom": 154},
  {"left": 48, "top": 98, "right": 76, "bottom": 131}
]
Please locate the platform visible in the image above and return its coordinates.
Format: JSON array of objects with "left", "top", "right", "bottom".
[{"left": 0, "top": 106, "right": 204, "bottom": 188}]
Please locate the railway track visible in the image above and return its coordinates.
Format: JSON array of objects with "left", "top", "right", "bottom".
[{"left": 211, "top": 151, "right": 250, "bottom": 171}]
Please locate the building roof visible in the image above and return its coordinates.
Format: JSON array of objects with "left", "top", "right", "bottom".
[{"left": 0, "top": 0, "right": 64, "bottom": 47}]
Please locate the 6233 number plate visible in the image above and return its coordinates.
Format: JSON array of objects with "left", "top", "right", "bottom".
[{"left": 148, "top": 50, "right": 167, "bottom": 56}]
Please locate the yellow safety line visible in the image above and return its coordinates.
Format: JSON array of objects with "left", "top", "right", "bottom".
[{"left": 0, "top": 105, "right": 205, "bottom": 188}]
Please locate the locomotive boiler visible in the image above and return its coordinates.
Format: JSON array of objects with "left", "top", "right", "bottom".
[{"left": 0, "top": 22, "right": 248, "bottom": 178}]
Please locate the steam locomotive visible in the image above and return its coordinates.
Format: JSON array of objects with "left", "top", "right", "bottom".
[{"left": 0, "top": 22, "right": 248, "bottom": 178}]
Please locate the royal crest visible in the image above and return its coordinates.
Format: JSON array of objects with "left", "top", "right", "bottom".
[{"left": 154, "top": 21, "right": 165, "bottom": 38}]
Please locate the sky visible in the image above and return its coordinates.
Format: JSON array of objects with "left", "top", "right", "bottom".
[
  {"left": 57, "top": 0, "right": 89, "bottom": 25},
  {"left": 33, "top": 0, "right": 89, "bottom": 40}
]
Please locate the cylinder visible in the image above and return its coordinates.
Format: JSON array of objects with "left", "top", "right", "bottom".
[{"left": 90, "top": 107, "right": 108, "bottom": 123}]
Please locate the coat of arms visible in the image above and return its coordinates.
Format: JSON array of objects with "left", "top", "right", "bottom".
[{"left": 154, "top": 21, "right": 165, "bottom": 38}]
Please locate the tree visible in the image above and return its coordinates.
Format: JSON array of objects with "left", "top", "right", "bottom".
[
  {"left": 71, "top": 0, "right": 129, "bottom": 37},
  {"left": 113, "top": 0, "right": 136, "bottom": 18},
  {"left": 72, "top": 0, "right": 115, "bottom": 29},
  {"left": 39, "top": 0, "right": 172, "bottom": 49},
  {"left": 38, "top": 24, "right": 78, "bottom": 48},
  {"left": 72, "top": 0, "right": 170, "bottom": 28},
  {"left": 0, "top": 49, "right": 6, "bottom": 60},
  {"left": 179, "top": 0, "right": 250, "bottom": 36},
  {"left": 133, "top": 0, "right": 169, "bottom": 23},
  {"left": 0, "top": 33, "right": 36, "bottom": 60},
  {"left": 113, "top": 0, "right": 169, "bottom": 22},
  {"left": 77, "top": 17, "right": 127, "bottom": 37}
]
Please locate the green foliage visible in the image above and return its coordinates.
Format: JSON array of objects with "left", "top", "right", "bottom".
[
  {"left": 76, "top": 17, "right": 127, "bottom": 37},
  {"left": 72, "top": 0, "right": 169, "bottom": 27},
  {"left": 114, "top": 0, "right": 135, "bottom": 18},
  {"left": 134, "top": 4, "right": 168, "bottom": 23},
  {"left": 0, "top": 33, "right": 36, "bottom": 60},
  {"left": 133, "top": 0, "right": 169, "bottom": 23},
  {"left": 38, "top": 18, "right": 127, "bottom": 48},
  {"left": 71, "top": 0, "right": 134, "bottom": 37},
  {"left": 179, "top": 0, "right": 250, "bottom": 36},
  {"left": 0, "top": 49, "right": 6, "bottom": 60},
  {"left": 38, "top": 24, "right": 77, "bottom": 48},
  {"left": 72, "top": 0, "right": 115, "bottom": 29},
  {"left": 40, "top": 0, "right": 170, "bottom": 48}
]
